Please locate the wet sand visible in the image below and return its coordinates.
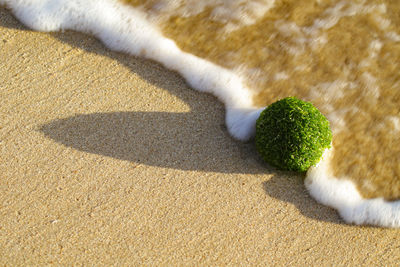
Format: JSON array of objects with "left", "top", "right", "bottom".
[
  {"left": 1, "top": 8, "right": 399, "bottom": 265},
  {"left": 125, "top": 0, "right": 400, "bottom": 199}
]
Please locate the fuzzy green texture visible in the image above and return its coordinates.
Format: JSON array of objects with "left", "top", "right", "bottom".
[{"left": 255, "top": 97, "right": 332, "bottom": 172}]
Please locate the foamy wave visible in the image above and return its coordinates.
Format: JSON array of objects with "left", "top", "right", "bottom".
[
  {"left": 133, "top": 0, "right": 276, "bottom": 32},
  {"left": 1, "top": 0, "right": 259, "bottom": 140},
  {"left": 2, "top": 0, "right": 400, "bottom": 227},
  {"left": 307, "top": 149, "right": 400, "bottom": 227}
]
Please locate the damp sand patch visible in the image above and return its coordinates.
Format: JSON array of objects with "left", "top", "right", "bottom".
[
  {"left": 125, "top": 0, "right": 400, "bottom": 201},
  {"left": 2, "top": 0, "right": 400, "bottom": 227}
]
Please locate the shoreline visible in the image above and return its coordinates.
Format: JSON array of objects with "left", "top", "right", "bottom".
[
  {"left": 3, "top": 0, "right": 399, "bottom": 227},
  {"left": 1, "top": 5, "right": 400, "bottom": 265}
]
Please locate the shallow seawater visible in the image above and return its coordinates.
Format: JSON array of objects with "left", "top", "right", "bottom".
[{"left": 124, "top": 0, "right": 400, "bottom": 199}]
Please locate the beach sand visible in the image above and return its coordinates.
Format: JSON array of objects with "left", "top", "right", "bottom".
[{"left": 1, "top": 7, "right": 399, "bottom": 265}]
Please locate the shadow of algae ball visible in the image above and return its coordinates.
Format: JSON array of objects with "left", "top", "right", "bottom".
[{"left": 255, "top": 97, "right": 332, "bottom": 172}]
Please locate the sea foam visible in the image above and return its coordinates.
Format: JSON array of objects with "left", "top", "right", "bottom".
[
  {"left": 2, "top": 0, "right": 400, "bottom": 227},
  {"left": 307, "top": 150, "right": 400, "bottom": 227}
]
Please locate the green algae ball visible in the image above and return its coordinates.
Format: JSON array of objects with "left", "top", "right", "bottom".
[{"left": 255, "top": 97, "right": 332, "bottom": 172}]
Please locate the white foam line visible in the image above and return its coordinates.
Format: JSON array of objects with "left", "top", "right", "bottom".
[
  {"left": 306, "top": 149, "right": 400, "bottom": 227},
  {"left": 2, "top": 0, "right": 400, "bottom": 227},
  {"left": 1, "top": 0, "right": 262, "bottom": 141}
]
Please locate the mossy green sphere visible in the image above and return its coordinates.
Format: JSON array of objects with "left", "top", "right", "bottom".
[{"left": 255, "top": 97, "right": 332, "bottom": 172}]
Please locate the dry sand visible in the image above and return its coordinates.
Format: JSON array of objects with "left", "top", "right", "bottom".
[{"left": 1, "top": 7, "right": 399, "bottom": 265}]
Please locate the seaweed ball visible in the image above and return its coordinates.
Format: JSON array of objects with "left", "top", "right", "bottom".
[{"left": 255, "top": 97, "right": 332, "bottom": 172}]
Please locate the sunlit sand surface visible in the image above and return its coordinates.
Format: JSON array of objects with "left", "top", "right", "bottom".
[{"left": 2, "top": 0, "right": 400, "bottom": 228}]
